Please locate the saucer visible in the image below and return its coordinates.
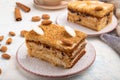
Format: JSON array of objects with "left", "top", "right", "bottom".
[
  {"left": 34, "top": 0, "right": 69, "bottom": 10},
  {"left": 16, "top": 42, "right": 96, "bottom": 78}
]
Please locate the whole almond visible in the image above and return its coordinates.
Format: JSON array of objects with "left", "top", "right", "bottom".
[
  {"left": 9, "top": 31, "right": 16, "bottom": 36},
  {"left": 0, "top": 36, "right": 4, "bottom": 41},
  {"left": 41, "top": 20, "right": 52, "bottom": 25},
  {"left": 42, "top": 14, "right": 50, "bottom": 19},
  {"left": 0, "top": 46, "right": 7, "bottom": 52},
  {"left": 32, "top": 16, "right": 41, "bottom": 22},
  {"left": 95, "top": 6, "right": 103, "bottom": 11},
  {"left": 20, "top": 30, "right": 28, "bottom": 37},
  {"left": 61, "top": 39, "right": 73, "bottom": 46},
  {"left": 2, "top": 53, "right": 11, "bottom": 59},
  {"left": 6, "top": 38, "right": 12, "bottom": 44}
]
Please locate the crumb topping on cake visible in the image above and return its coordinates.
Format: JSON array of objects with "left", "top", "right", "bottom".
[{"left": 25, "top": 24, "right": 87, "bottom": 53}]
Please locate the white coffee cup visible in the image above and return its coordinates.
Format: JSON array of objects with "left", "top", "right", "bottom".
[{"left": 37, "top": 0, "right": 70, "bottom": 6}]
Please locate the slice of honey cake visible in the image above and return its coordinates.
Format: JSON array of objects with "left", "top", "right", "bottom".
[
  {"left": 25, "top": 24, "right": 87, "bottom": 68},
  {"left": 67, "top": 1, "right": 114, "bottom": 31}
]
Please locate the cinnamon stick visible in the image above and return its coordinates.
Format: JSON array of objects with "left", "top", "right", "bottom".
[
  {"left": 16, "top": 2, "right": 31, "bottom": 12},
  {"left": 14, "top": 7, "right": 22, "bottom": 21}
]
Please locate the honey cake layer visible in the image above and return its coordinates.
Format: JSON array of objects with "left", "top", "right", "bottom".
[
  {"left": 26, "top": 39, "right": 86, "bottom": 57},
  {"left": 25, "top": 24, "right": 87, "bottom": 53},
  {"left": 26, "top": 41, "right": 86, "bottom": 68},
  {"left": 67, "top": 11, "right": 113, "bottom": 31}
]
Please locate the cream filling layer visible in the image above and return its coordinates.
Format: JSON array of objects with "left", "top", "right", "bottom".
[
  {"left": 27, "top": 41, "right": 86, "bottom": 68},
  {"left": 71, "top": 41, "right": 86, "bottom": 57}
]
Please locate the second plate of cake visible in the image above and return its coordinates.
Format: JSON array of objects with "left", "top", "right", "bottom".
[{"left": 56, "top": 12, "right": 117, "bottom": 37}]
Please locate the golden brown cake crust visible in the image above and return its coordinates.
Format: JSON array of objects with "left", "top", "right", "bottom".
[
  {"left": 68, "top": 1, "right": 114, "bottom": 18},
  {"left": 25, "top": 24, "right": 87, "bottom": 53}
]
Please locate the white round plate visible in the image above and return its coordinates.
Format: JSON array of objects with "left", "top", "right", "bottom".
[
  {"left": 34, "top": 0, "right": 68, "bottom": 10},
  {"left": 16, "top": 42, "right": 96, "bottom": 78},
  {"left": 56, "top": 13, "right": 118, "bottom": 37}
]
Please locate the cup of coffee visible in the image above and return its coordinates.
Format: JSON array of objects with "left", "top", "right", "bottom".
[{"left": 37, "top": 0, "right": 70, "bottom": 6}]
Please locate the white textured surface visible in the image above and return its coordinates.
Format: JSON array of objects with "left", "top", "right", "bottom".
[
  {"left": 56, "top": 12, "right": 118, "bottom": 36},
  {"left": 0, "top": 0, "right": 120, "bottom": 80},
  {"left": 16, "top": 43, "right": 95, "bottom": 78}
]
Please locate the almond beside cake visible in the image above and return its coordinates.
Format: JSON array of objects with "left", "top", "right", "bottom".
[
  {"left": 25, "top": 24, "right": 87, "bottom": 68},
  {"left": 67, "top": 1, "right": 114, "bottom": 31}
]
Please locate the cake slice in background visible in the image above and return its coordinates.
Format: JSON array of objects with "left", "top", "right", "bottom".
[{"left": 67, "top": 1, "right": 114, "bottom": 31}]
